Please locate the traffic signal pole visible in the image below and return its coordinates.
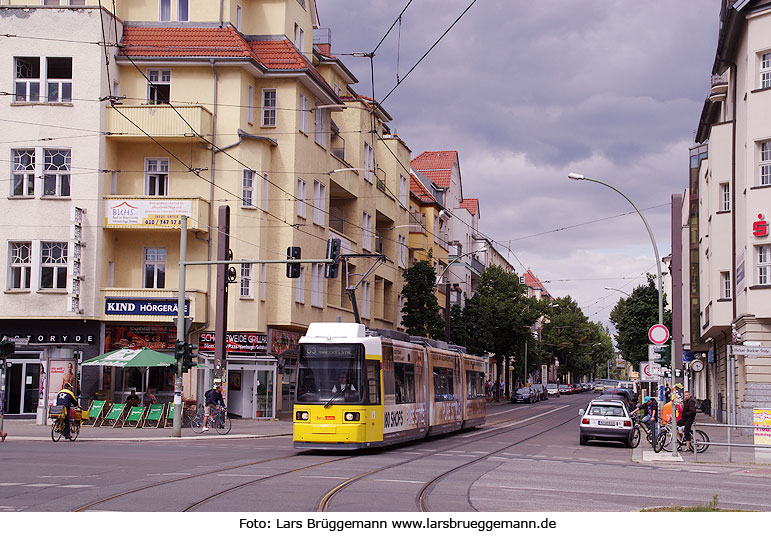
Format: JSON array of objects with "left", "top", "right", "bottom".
[{"left": 172, "top": 215, "right": 188, "bottom": 438}]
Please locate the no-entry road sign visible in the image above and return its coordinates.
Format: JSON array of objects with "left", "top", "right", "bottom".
[{"left": 648, "top": 324, "right": 670, "bottom": 345}]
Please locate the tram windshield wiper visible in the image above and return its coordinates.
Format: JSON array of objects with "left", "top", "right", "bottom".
[{"left": 324, "top": 387, "right": 347, "bottom": 408}]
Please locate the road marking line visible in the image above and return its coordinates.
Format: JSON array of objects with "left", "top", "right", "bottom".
[
  {"left": 690, "top": 470, "right": 720, "bottom": 474},
  {"left": 373, "top": 479, "right": 424, "bottom": 484},
  {"left": 25, "top": 483, "right": 57, "bottom": 487},
  {"left": 59, "top": 484, "right": 95, "bottom": 488},
  {"left": 0, "top": 483, "right": 22, "bottom": 486}
]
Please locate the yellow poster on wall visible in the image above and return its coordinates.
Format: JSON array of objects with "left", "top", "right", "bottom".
[{"left": 754, "top": 408, "right": 771, "bottom": 446}]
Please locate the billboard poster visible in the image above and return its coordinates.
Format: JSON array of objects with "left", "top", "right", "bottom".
[
  {"left": 105, "top": 325, "right": 176, "bottom": 351},
  {"left": 268, "top": 329, "right": 302, "bottom": 355},
  {"left": 105, "top": 199, "right": 192, "bottom": 228},
  {"left": 755, "top": 408, "right": 771, "bottom": 464},
  {"left": 47, "top": 360, "right": 77, "bottom": 410}
]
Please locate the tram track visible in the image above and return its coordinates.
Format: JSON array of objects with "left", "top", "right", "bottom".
[{"left": 72, "top": 401, "right": 574, "bottom": 512}]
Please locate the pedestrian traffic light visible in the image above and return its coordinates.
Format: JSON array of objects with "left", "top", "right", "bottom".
[
  {"left": 324, "top": 238, "right": 341, "bottom": 279},
  {"left": 286, "top": 246, "right": 301, "bottom": 278},
  {"left": 174, "top": 339, "right": 185, "bottom": 361},
  {"left": 653, "top": 344, "right": 671, "bottom": 367},
  {"left": 0, "top": 339, "right": 15, "bottom": 359}
]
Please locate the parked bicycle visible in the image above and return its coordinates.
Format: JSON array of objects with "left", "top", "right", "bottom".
[
  {"left": 656, "top": 421, "right": 710, "bottom": 453},
  {"left": 631, "top": 412, "right": 663, "bottom": 453},
  {"left": 190, "top": 405, "right": 231, "bottom": 435},
  {"left": 49, "top": 406, "right": 82, "bottom": 442}
]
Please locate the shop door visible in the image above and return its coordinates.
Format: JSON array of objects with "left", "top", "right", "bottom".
[
  {"left": 23, "top": 363, "right": 41, "bottom": 413},
  {"left": 254, "top": 369, "right": 275, "bottom": 418},
  {"left": 5, "top": 363, "right": 23, "bottom": 414}
]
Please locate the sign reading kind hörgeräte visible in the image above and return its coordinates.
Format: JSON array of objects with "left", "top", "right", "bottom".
[
  {"left": 105, "top": 199, "right": 192, "bottom": 228},
  {"left": 105, "top": 298, "right": 190, "bottom": 316}
]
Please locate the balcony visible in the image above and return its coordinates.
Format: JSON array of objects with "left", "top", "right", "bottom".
[
  {"left": 709, "top": 73, "right": 728, "bottom": 102},
  {"left": 470, "top": 256, "right": 485, "bottom": 276},
  {"left": 409, "top": 210, "right": 426, "bottom": 233},
  {"left": 104, "top": 196, "right": 210, "bottom": 233},
  {"left": 107, "top": 104, "right": 213, "bottom": 140},
  {"left": 102, "top": 288, "right": 208, "bottom": 323}
]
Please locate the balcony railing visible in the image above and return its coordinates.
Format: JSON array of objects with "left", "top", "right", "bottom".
[
  {"left": 470, "top": 256, "right": 485, "bottom": 276},
  {"left": 709, "top": 73, "right": 728, "bottom": 102},
  {"left": 103, "top": 196, "right": 210, "bottom": 233},
  {"left": 107, "top": 104, "right": 213, "bottom": 139},
  {"left": 409, "top": 210, "right": 426, "bottom": 233}
]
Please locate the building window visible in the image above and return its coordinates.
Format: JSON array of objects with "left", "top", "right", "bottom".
[
  {"left": 159, "top": 0, "right": 171, "bottom": 21},
  {"left": 46, "top": 58, "right": 72, "bottom": 103},
  {"left": 40, "top": 241, "right": 67, "bottom": 290},
  {"left": 761, "top": 52, "right": 771, "bottom": 90},
  {"left": 296, "top": 178, "right": 307, "bottom": 218},
  {"left": 294, "top": 23, "right": 305, "bottom": 52},
  {"left": 721, "top": 271, "right": 731, "bottom": 299},
  {"left": 177, "top": 0, "right": 189, "bottom": 21},
  {"left": 362, "top": 212, "right": 372, "bottom": 251},
  {"left": 261, "top": 89, "right": 276, "bottom": 127},
  {"left": 363, "top": 142, "right": 374, "bottom": 183},
  {"left": 399, "top": 175, "right": 408, "bottom": 207},
  {"left": 312, "top": 179, "right": 326, "bottom": 226},
  {"left": 240, "top": 263, "right": 253, "bottom": 298},
  {"left": 247, "top": 85, "right": 254, "bottom": 124},
  {"left": 720, "top": 182, "right": 730, "bottom": 211},
  {"left": 361, "top": 281, "right": 371, "bottom": 319},
  {"left": 145, "top": 158, "right": 169, "bottom": 196},
  {"left": 295, "top": 266, "right": 305, "bottom": 304},
  {"left": 260, "top": 263, "right": 267, "bottom": 300},
  {"left": 397, "top": 294, "right": 404, "bottom": 328},
  {"left": 242, "top": 169, "right": 255, "bottom": 208},
  {"left": 398, "top": 235, "right": 407, "bottom": 268},
  {"left": 314, "top": 102, "right": 327, "bottom": 147},
  {"left": 310, "top": 263, "right": 323, "bottom": 308},
  {"left": 14, "top": 56, "right": 72, "bottom": 103},
  {"left": 236, "top": 4, "right": 242, "bottom": 31},
  {"left": 299, "top": 94, "right": 308, "bottom": 133},
  {"left": 8, "top": 242, "right": 32, "bottom": 290},
  {"left": 761, "top": 141, "right": 771, "bottom": 186},
  {"left": 143, "top": 247, "right": 166, "bottom": 288},
  {"left": 261, "top": 172, "right": 270, "bottom": 211},
  {"left": 43, "top": 149, "right": 71, "bottom": 197},
  {"left": 758, "top": 245, "right": 771, "bottom": 285},
  {"left": 11, "top": 149, "right": 35, "bottom": 197},
  {"left": 147, "top": 69, "right": 171, "bottom": 104}
]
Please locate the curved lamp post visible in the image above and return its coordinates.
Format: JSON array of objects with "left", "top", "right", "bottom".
[
  {"left": 568, "top": 173, "right": 663, "bottom": 325},
  {"left": 604, "top": 286, "right": 630, "bottom": 298}
]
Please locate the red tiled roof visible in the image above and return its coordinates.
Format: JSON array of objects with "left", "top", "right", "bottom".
[
  {"left": 523, "top": 270, "right": 553, "bottom": 300},
  {"left": 409, "top": 174, "right": 437, "bottom": 204},
  {"left": 411, "top": 151, "right": 457, "bottom": 188},
  {"left": 459, "top": 198, "right": 478, "bottom": 216},
  {"left": 250, "top": 39, "right": 311, "bottom": 70},
  {"left": 120, "top": 26, "right": 257, "bottom": 60}
]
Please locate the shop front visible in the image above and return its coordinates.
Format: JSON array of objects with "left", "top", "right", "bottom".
[
  {"left": 1, "top": 321, "right": 100, "bottom": 423},
  {"left": 198, "top": 331, "right": 277, "bottom": 419},
  {"left": 268, "top": 328, "right": 303, "bottom": 414}
]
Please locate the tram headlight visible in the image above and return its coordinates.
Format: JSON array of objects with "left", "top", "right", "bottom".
[
  {"left": 344, "top": 412, "right": 360, "bottom": 422},
  {"left": 296, "top": 411, "right": 309, "bottom": 421}
]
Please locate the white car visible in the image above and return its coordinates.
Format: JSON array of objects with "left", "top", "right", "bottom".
[
  {"left": 578, "top": 399, "right": 638, "bottom": 447},
  {"left": 546, "top": 383, "right": 560, "bottom": 397}
]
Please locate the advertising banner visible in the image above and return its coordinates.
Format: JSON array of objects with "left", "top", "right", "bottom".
[
  {"left": 105, "top": 298, "right": 190, "bottom": 317},
  {"left": 754, "top": 408, "right": 771, "bottom": 464},
  {"left": 268, "top": 329, "right": 302, "bottom": 356},
  {"left": 105, "top": 325, "right": 176, "bottom": 351},
  {"left": 105, "top": 199, "right": 192, "bottom": 228},
  {"left": 47, "top": 359, "right": 77, "bottom": 410},
  {"left": 199, "top": 332, "right": 267, "bottom": 355}
]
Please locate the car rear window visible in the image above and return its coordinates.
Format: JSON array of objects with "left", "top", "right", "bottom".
[{"left": 589, "top": 405, "right": 625, "bottom": 417}]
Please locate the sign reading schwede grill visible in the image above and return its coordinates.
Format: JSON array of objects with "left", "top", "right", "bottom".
[{"left": 199, "top": 332, "right": 267, "bottom": 355}]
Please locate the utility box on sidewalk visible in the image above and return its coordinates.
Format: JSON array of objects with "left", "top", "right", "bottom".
[{"left": 754, "top": 408, "right": 771, "bottom": 464}]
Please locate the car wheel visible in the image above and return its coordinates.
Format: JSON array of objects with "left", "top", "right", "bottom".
[{"left": 579, "top": 433, "right": 588, "bottom": 446}]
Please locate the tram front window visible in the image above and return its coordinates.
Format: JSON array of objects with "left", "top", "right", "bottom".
[{"left": 296, "top": 343, "right": 364, "bottom": 405}]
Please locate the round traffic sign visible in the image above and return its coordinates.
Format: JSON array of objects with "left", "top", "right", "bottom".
[{"left": 648, "top": 324, "right": 670, "bottom": 345}]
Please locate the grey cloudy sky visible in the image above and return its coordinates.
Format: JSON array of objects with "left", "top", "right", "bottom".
[{"left": 316, "top": 0, "right": 719, "bottom": 329}]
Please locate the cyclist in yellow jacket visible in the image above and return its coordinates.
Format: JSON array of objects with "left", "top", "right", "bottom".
[{"left": 56, "top": 382, "right": 79, "bottom": 440}]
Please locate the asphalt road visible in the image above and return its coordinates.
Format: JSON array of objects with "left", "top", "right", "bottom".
[{"left": 1, "top": 393, "right": 769, "bottom": 513}]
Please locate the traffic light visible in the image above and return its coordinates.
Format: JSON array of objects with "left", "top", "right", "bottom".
[
  {"left": 324, "top": 238, "right": 341, "bottom": 279},
  {"left": 174, "top": 339, "right": 185, "bottom": 362},
  {"left": 181, "top": 342, "right": 198, "bottom": 373},
  {"left": 653, "top": 344, "right": 671, "bottom": 367},
  {"left": 286, "top": 246, "right": 301, "bottom": 278},
  {"left": 0, "top": 339, "right": 15, "bottom": 359}
]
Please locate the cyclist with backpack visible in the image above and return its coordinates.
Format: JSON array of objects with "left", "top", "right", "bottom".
[
  {"left": 203, "top": 384, "right": 225, "bottom": 432},
  {"left": 630, "top": 395, "right": 658, "bottom": 442}
]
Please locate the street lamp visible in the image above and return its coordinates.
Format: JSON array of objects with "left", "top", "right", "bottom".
[
  {"left": 435, "top": 246, "right": 488, "bottom": 342},
  {"left": 604, "top": 286, "right": 630, "bottom": 297},
  {"left": 568, "top": 173, "right": 663, "bottom": 325}
]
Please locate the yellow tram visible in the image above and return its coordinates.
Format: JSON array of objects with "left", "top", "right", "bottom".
[{"left": 293, "top": 322, "right": 486, "bottom": 450}]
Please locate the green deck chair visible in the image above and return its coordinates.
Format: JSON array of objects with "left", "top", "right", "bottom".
[
  {"left": 83, "top": 400, "right": 106, "bottom": 426},
  {"left": 98, "top": 403, "right": 126, "bottom": 427},
  {"left": 142, "top": 403, "right": 166, "bottom": 428},
  {"left": 122, "top": 406, "right": 146, "bottom": 428},
  {"left": 164, "top": 403, "right": 177, "bottom": 428}
]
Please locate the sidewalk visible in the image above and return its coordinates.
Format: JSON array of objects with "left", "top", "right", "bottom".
[
  {"left": 0, "top": 415, "right": 294, "bottom": 442},
  {"left": 634, "top": 411, "right": 765, "bottom": 466}
]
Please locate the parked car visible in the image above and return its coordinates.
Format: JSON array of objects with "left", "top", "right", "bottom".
[
  {"left": 579, "top": 399, "right": 637, "bottom": 447},
  {"left": 511, "top": 387, "right": 537, "bottom": 404},
  {"left": 596, "top": 392, "right": 632, "bottom": 409},
  {"left": 531, "top": 384, "right": 548, "bottom": 400},
  {"left": 546, "top": 383, "right": 560, "bottom": 397},
  {"left": 593, "top": 383, "right": 605, "bottom": 393},
  {"left": 558, "top": 384, "right": 570, "bottom": 395},
  {"left": 603, "top": 387, "right": 635, "bottom": 405}
]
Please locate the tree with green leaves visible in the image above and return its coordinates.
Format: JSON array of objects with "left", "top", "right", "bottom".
[
  {"left": 609, "top": 274, "right": 672, "bottom": 370},
  {"left": 459, "top": 266, "right": 540, "bottom": 395},
  {"left": 400, "top": 260, "right": 445, "bottom": 339}
]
